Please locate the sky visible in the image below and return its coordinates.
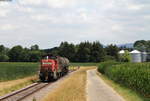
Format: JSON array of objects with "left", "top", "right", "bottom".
[{"left": 0, "top": 0, "right": 150, "bottom": 49}]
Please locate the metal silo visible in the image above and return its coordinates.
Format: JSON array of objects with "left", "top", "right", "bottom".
[
  {"left": 141, "top": 52, "right": 147, "bottom": 62},
  {"left": 146, "top": 53, "right": 150, "bottom": 61},
  {"left": 130, "top": 50, "right": 141, "bottom": 63},
  {"left": 119, "top": 50, "right": 125, "bottom": 55}
]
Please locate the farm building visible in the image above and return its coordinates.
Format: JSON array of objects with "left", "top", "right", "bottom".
[
  {"left": 141, "top": 52, "right": 147, "bottom": 62},
  {"left": 147, "top": 53, "right": 150, "bottom": 61},
  {"left": 130, "top": 50, "right": 142, "bottom": 63},
  {"left": 119, "top": 50, "right": 149, "bottom": 63},
  {"left": 119, "top": 50, "right": 125, "bottom": 54}
]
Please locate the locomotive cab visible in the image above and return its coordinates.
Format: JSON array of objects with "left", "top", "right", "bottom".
[
  {"left": 39, "top": 56, "right": 57, "bottom": 81},
  {"left": 39, "top": 55, "right": 69, "bottom": 82}
]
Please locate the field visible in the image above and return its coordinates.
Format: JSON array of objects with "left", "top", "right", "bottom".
[
  {"left": 0, "top": 62, "right": 39, "bottom": 82},
  {"left": 98, "top": 61, "right": 150, "bottom": 100},
  {"left": 0, "top": 62, "right": 98, "bottom": 82}
]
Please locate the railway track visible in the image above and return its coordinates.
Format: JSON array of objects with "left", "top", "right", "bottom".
[
  {"left": 0, "top": 83, "right": 49, "bottom": 101},
  {"left": 0, "top": 70, "right": 77, "bottom": 101}
]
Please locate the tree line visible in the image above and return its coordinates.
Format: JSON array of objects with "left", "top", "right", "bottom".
[
  {"left": 44, "top": 41, "right": 120, "bottom": 62},
  {"left": 0, "top": 45, "right": 42, "bottom": 62},
  {"left": 134, "top": 40, "right": 150, "bottom": 52},
  {"left": 0, "top": 40, "right": 149, "bottom": 62}
]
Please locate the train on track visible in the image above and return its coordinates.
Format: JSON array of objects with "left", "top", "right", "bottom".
[{"left": 39, "top": 55, "right": 69, "bottom": 81}]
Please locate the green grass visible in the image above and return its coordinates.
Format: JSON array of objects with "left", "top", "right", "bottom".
[
  {"left": 0, "top": 62, "right": 39, "bottom": 82},
  {"left": 97, "top": 72, "right": 150, "bottom": 101},
  {"left": 70, "top": 62, "right": 99, "bottom": 66}
]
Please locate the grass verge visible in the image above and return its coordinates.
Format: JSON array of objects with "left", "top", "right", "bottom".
[
  {"left": 97, "top": 72, "right": 150, "bottom": 101},
  {"left": 0, "top": 75, "right": 38, "bottom": 96},
  {"left": 42, "top": 66, "right": 96, "bottom": 101}
]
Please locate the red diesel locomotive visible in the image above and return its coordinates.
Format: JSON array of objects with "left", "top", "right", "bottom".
[{"left": 39, "top": 55, "right": 69, "bottom": 81}]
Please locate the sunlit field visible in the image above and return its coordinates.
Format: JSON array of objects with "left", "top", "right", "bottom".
[{"left": 0, "top": 62, "right": 39, "bottom": 82}]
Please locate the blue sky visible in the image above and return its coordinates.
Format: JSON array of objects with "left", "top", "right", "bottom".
[{"left": 0, "top": 0, "right": 150, "bottom": 49}]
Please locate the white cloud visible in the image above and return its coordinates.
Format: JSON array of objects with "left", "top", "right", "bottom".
[
  {"left": 0, "top": 3, "right": 10, "bottom": 17},
  {"left": 16, "top": 6, "right": 34, "bottom": 13},
  {"left": 144, "top": 15, "right": 150, "bottom": 19},
  {"left": 0, "top": 24, "right": 18, "bottom": 30},
  {"left": 112, "top": 24, "right": 123, "bottom": 32},
  {"left": 127, "top": 4, "right": 144, "bottom": 10},
  {"left": 30, "top": 14, "right": 51, "bottom": 21},
  {"left": 0, "top": 2, "right": 9, "bottom": 7},
  {"left": 19, "top": 0, "right": 42, "bottom": 5},
  {"left": 0, "top": 9, "right": 9, "bottom": 17},
  {"left": 19, "top": 0, "right": 75, "bottom": 8},
  {"left": 47, "top": 0, "right": 75, "bottom": 8}
]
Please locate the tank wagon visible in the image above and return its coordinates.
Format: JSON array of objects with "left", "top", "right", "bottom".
[{"left": 39, "top": 55, "right": 69, "bottom": 81}]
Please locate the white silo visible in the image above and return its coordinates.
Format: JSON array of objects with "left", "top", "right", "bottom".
[
  {"left": 130, "top": 50, "right": 141, "bottom": 63},
  {"left": 141, "top": 52, "right": 147, "bottom": 62},
  {"left": 119, "top": 50, "right": 125, "bottom": 55}
]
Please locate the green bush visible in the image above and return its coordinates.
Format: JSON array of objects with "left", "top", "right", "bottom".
[
  {"left": 98, "top": 62, "right": 150, "bottom": 97},
  {"left": 0, "top": 62, "right": 39, "bottom": 81}
]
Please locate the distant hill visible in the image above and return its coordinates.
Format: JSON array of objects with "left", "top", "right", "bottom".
[{"left": 117, "top": 43, "right": 134, "bottom": 48}]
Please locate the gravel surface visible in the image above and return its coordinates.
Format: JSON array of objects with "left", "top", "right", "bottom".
[
  {"left": 86, "top": 69, "right": 125, "bottom": 101},
  {"left": 21, "top": 72, "right": 75, "bottom": 101}
]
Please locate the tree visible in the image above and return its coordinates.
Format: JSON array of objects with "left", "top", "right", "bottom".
[
  {"left": 0, "top": 45, "right": 9, "bottom": 62},
  {"left": 30, "top": 44, "right": 39, "bottom": 51},
  {"left": 90, "top": 41, "right": 106, "bottom": 62},
  {"left": 29, "top": 51, "right": 41, "bottom": 62},
  {"left": 59, "top": 42, "right": 76, "bottom": 62},
  {"left": 0, "top": 54, "right": 9, "bottom": 62},
  {"left": 105, "top": 44, "right": 119, "bottom": 61},
  {"left": 21, "top": 48, "right": 30, "bottom": 62},
  {"left": 134, "top": 40, "right": 150, "bottom": 52},
  {"left": 8, "top": 45, "right": 24, "bottom": 62},
  {"left": 75, "top": 42, "right": 91, "bottom": 62},
  {"left": 0, "top": 45, "right": 5, "bottom": 53},
  {"left": 44, "top": 47, "right": 59, "bottom": 56}
]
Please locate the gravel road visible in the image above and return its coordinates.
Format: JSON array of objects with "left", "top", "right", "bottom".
[{"left": 86, "top": 69, "right": 125, "bottom": 101}]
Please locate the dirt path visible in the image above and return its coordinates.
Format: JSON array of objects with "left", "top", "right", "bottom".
[{"left": 87, "top": 69, "right": 125, "bottom": 101}]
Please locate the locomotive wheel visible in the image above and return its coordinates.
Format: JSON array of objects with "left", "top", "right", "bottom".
[
  {"left": 39, "top": 73, "right": 45, "bottom": 82},
  {"left": 53, "top": 71, "right": 58, "bottom": 80},
  {"left": 48, "top": 72, "right": 54, "bottom": 81}
]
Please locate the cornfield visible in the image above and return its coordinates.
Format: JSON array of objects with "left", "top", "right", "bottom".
[{"left": 98, "top": 61, "right": 150, "bottom": 97}]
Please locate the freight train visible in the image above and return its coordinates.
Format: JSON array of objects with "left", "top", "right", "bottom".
[{"left": 39, "top": 55, "right": 69, "bottom": 81}]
